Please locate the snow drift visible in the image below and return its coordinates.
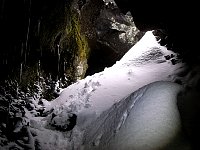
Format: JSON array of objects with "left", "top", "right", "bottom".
[{"left": 82, "top": 81, "right": 191, "bottom": 150}]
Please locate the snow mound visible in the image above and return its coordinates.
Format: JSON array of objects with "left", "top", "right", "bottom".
[{"left": 83, "top": 81, "right": 191, "bottom": 150}]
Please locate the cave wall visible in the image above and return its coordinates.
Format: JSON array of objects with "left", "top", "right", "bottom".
[
  {"left": 80, "top": 0, "right": 144, "bottom": 75},
  {"left": 114, "top": 0, "right": 199, "bottom": 64},
  {"left": 0, "top": 0, "right": 91, "bottom": 99},
  {"left": 0, "top": 0, "right": 144, "bottom": 99}
]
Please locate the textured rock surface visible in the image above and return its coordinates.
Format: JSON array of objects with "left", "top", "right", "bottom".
[{"left": 83, "top": 0, "right": 144, "bottom": 75}]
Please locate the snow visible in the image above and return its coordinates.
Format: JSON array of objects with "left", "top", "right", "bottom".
[
  {"left": 0, "top": 31, "right": 189, "bottom": 150},
  {"left": 83, "top": 81, "right": 191, "bottom": 150},
  {"left": 46, "top": 31, "right": 185, "bottom": 119}
]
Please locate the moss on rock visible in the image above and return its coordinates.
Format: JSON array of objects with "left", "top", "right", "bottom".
[{"left": 65, "top": 8, "right": 90, "bottom": 80}]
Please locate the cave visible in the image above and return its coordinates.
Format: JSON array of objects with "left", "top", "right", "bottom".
[{"left": 0, "top": 0, "right": 200, "bottom": 149}]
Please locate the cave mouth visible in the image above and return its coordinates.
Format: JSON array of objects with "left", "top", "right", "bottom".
[
  {"left": 114, "top": 0, "right": 199, "bottom": 65},
  {"left": 86, "top": 42, "right": 123, "bottom": 76}
]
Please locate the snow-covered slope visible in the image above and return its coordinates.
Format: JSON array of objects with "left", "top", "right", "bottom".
[
  {"left": 82, "top": 81, "right": 191, "bottom": 150},
  {"left": 1, "top": 31, "right": 188, "bottom": 150},
  {"left": 46, "top": 31, "right": 185, "bottom": 123},
  {"left": 32, "top": 31, "right": 187, "bottom": 150}
]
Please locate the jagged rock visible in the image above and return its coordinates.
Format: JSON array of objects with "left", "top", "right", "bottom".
[
  {"left": 96, "top": 6, "right": 141, "bottom": 53},
  {"left": 83, "top": 0, "right": 144, "bottom": 75}
]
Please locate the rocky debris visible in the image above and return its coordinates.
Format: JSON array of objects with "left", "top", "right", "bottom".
[
  {"left": 0, "top": 94, "right": 37, "bottom": 149},
  {"left": 48, "top": 111, "right": 77, "bottom": 131},
  {"left": 15, "top": 126, "right": 35, "bottom": 150},
  {"left": 0, "top": 96, "right": 27, "bottom": 135},
  {"left": 164, "top": 53, "right": 181, "bottom": 65}
]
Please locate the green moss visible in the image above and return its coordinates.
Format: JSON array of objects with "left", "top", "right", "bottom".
[
  {"left": 1, "top": 2, "right": 91, "bottom": 101},
  {"left": 19, "top": 5, "right": 90, "bottom": 91},
  {"left": 66, "top": 9, "right": 90, "bottom": 80}
]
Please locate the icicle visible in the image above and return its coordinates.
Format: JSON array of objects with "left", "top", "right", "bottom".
[
  {"left": 64, "top": 61, "right": 66, "bottom": 73},
  {"left": 37, "top": 19, "right": 41, "bottom": 35},
  {"left": 2, "top": 58, "right": 7, "bottom": 65},
  {"left": 24, "top": 51, "right": 27, "bottom": 64},
  {"left": 57, "top": 44, "right": 60, "bottom": 75},
  {"left": 25, "top": 0, "right": 31, "bottom": 51},
  {"left": 20, "top": 63, "right": 23, "bottom": 82},
  {"left": 37, "top": 60, "right": 41, "bottom": 78},
  {"left": 49, "top": 74, "right": 52, "bottom": 81},
  {"left": 21, "top": 42, "right": 24, "bottom": 56},
  {"left": 38, "top": 60, "right": 41, "bottom": 69},
  {"left": 16, "top": 82, "right": 19, "bottom": 99},
  {"left": 25, "top": 17, "right": 30, "bottom": 51}
]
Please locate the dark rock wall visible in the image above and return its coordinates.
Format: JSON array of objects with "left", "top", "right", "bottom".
[
  {"left": 0, "top": 0, "right": 143, "bottom": 99},
  {"left": 81, "top": 0, "right": 143, "bottom": 75},
  {"left": 0, "top": 0, "right": 90, "bottom": 100},
  {"left": 0, "top": 0, "right": 67, "bottom": 81},
  {"left": 114, "top": 0, "right": 199, "bottom": 64}
]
